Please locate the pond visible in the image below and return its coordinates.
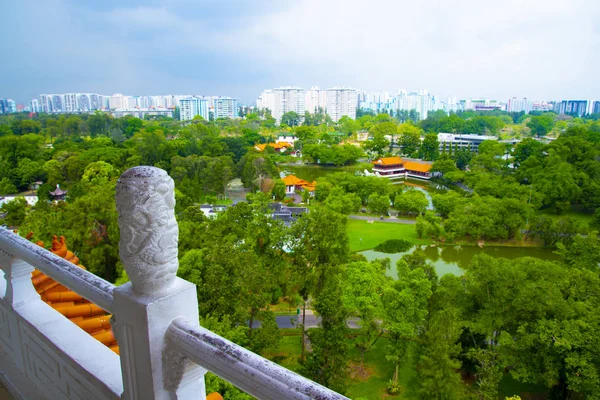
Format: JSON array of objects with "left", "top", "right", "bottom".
[{"left": 361, "top": 245, "right": 561, "bottom": 279}]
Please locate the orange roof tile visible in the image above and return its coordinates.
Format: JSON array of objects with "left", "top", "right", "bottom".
[
  {"left": 372, "top": 156, "right": 404, "bottom": 166},
  {"left": 30, "top": 235, "right": 119, "bottom": 355},
  {"left": 255, "top": 142, "right": 292, "bottom": 151},
  {"left": 281, "top": 175, "right": 309, "bottom": 186},
  {"left": 404, "top": 161, "right": 432, "bottom": 173}
]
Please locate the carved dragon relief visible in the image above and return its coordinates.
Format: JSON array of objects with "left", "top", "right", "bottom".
[{"left": 116, "top": 167, "right": 179, "bottom": 294}]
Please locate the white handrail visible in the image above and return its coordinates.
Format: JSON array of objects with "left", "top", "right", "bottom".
[
  {"left": 166, "top": 317, "right": 349, "bottom": 400},
  {"left": 0, "top": 228, "right": 115, "bottom": 312}
]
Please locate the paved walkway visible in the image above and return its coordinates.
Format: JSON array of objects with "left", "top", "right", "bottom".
[
  {"left": 349, "top": 215, "right": 416, "bottom": 225},
  {"left": 252, "top": 310, "right": 360, "bottom": 329}
]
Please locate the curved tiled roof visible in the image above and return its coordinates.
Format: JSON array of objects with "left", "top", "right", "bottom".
[
  {"left": 404, "top": 161, "right": 432, "bottom": 172},
  {"left": 372, "top": 156, "right": 403, "bottom": 165},
  {"left": 281, "top": 174, "right": 309, "bottom": 186},
  {"left": 30, "top": 234, "right": 119, "bottom": 354}
]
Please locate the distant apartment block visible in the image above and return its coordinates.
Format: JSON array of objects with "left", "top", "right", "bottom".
[
  {"left": 438, "top": 133, "right": 498, "bottom": 153},
  {"left": 272, "top": 87, "right": 305, "bottom": 122},
  {"left": 557, "top": 100, "right": 588, "bottom": 116},
  {"left": 179, "top": 97, "right": 209, "bottom": 121},
  {"left": 256, "top": 89, "right": 275, "bottom": 112},
  {"left": 30, "top": 99, "right": 40, "bottom": 113},
  {"left": 326, "top": 87, "right": 357, "bottom": 122},
  {"left": 212, "top": 97, "right": 237, "bottom": 119},
  {"left": 305, "top": 86, "right": 327, "bottom": 113},
  {"left": 593, "top": 101, "right": 600, "bottom": 114},
  {"left": 0, "top": 98, "right": 15, "bottom": 114}
]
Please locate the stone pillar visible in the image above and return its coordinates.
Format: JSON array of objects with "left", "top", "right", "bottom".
[
  {"left": 0, "top": 249, "right": 41, "bottom": 375},
  {"left": 113, "top": 167, "right": 206, "bottom": 400},
  {"left": 0, "top": 250, "right": 39, "bottom": 307}
]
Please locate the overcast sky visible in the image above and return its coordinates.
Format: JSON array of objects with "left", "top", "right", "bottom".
[{"left": 1, "top": 0, "right": 599, "bottom": 104}]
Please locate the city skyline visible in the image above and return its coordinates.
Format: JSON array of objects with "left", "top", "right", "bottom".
[
  {"left": 1, "top": 0, "right": 599, "bottom": 104},
  {"left": 5, "top": 89, "right": 594, "bottom": 121}
]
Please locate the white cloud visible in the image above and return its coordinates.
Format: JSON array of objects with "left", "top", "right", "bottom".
[
  {"left": 3, "top": 0, "right": 598, "bottom": 102},
  {"left": 216, "top": 0, "right": 600, "bottom": 99}
]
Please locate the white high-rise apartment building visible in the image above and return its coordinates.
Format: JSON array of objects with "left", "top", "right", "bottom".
[
  {"left": 256, "top": 90, "right": 275, "bottom": 112},
  {"left": 30, "top": 99, "right": 40, "bottom": 113},
  {"left": 305, "top": 86, "right": 327, "bottom": 113},
  {"left": 64, "top": 93, "right": 79, "bottom": 112},
  {"left": 213, "top": 97, "right": 237, "bottom": 119},
  {"left": 325, "top": 87, "right": 357, "bottom": 122},
  {"left": 109, "top": 94, "right": 126, "bottom": 110},
  {"left": 271, "top": 87, "right": 305, "bottom": 122},
  {"left": 179, "top": 97, "right": 209, "bottom": 121}
]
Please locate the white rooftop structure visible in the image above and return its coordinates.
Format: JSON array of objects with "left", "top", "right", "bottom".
[{"left": 438, "top": 133, "right": 498, "bottom": 153}]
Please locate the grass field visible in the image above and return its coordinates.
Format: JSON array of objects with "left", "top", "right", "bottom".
[
  {"left": 534, "top": 205, "right": 594, "bottom": 230},
  {"left": 347, "top": 219, "right": 432, "bottom": 252},
  {"left": 266, "top": 330, "right": 549, "bottom": 399}
]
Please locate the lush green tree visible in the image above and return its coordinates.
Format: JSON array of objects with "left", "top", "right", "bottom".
[
  {"left": 513, "top": 138, "right": 544, "bottom": 167},
  {"left": 280, "top": 111, "right": 301, "bottom": 127},
  {"left": 291, "top": 206, "right": 349, "bottom": 363},
  {"left": 0, "top": 197, "right": 28, "bottom": 227},
  {"left": 384, "top": 260, "right": 432, "bottom": 391},
  {"left": 271, "top": 180, "right": 286, "bottom": 200},
  {"left": 238, "top": 151, "right": 278, "bottom": 191},
  {"left": 367, "top": 193, "right": 389, "bottom": 215},
  {"left": 467, "top": 255, "right": 600, "bottom": 399},
  {"left": 432, "top": 191, "right": 464, "bottom": 218},
  {"left": 416, "top": 211, "right": 442, "bottom": 239},
  {"left": 431, "top": 153, "right": 458, "bottom": 176},
  {"left": 527, "top": 114, "right": 555, "bottom": 137},
  {"left": 337, "top": 116, "right": 359, "bottom": 135},
  {"left": 556, "top": 233, "right": 600, "bottom": 272},
  {"left": 417, "top": 307, "right": 465, "bottom": 399},
  {"left": 342, "top": 260, "right": 388, "bottom": 367},
  {"left": 16, "top": 158, "right": 43, "bottom": 188},
  {"left": 88, "top": 112, "right": 111, "bottom": 137},
  {"left": 454, "top": 148, "right": 472, "bottom": 170},
  {"left": 0, "top": 177, "right": 18, "bottom": 195},
  {"left": 397, "top": 123, "right": 422, "bottom": 156},
  {"left": 418, "top": 133, "right": 439, "bottom": 161},
  {"left": 324, "top": 187, "right": 361, "bottom": 214},
  {"left": 394, "top": 189, "right": 428, "bottom": 215}
]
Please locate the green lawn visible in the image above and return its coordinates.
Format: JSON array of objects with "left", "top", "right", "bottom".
[
  {"left": 266, "top": 331, "right": 550, "bottom": 399},
  {"left": 346, "top": 338, "right": 419, "bottom": 400},
  {"left": 534, "top": 205, "right": 594, "bottom": 231},
  {"left": 264, "top": 330, "right": 303, "bottom": 372},
  {"left": 347, "top": 219, "right": 432, "bottom": 252}
]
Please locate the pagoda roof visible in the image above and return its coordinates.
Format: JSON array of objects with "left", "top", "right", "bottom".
[
  {"left": 281, "top": 174, "right": 309, "bottom": 186},
  {"left": 254, "top": 142, "right": 292, "bottom": 151},
  {"left": 372, "top": 156, "right": 404, "bottom": 166},
  {"left": 404, "top": 161, "right": 432, "bottom": 173},
  {"left": 49, "top": 184, "right": 67, "bottom": 196}
]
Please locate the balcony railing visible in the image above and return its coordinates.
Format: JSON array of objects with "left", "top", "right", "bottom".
[{"left": 0, "top": 166, "right": 347, "bottom": 400}]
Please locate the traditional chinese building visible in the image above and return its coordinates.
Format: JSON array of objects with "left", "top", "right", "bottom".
[
  {"left": 254, "top": 142, "right": 294, "bottom": 153},
  {"left": 49, "top": 184, "right": 68, "bottom": 201},
  {"left": 371, "top": 156, "right": 432, "bottom": 180},
  {"left": 281, "top": 174, "right": 316, "bottom": 195}
]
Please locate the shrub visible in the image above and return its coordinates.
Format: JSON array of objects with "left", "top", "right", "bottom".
[{"left": 374, "top": 239, "right": 413, "bottom": 253}]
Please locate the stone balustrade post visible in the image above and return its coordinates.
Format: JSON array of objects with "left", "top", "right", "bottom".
[
  {"left": 112, "top": 167, "right": 206, "bottom": 400},
  {"left": 0, "top": 249, "right": 41, "bottom": 375}
]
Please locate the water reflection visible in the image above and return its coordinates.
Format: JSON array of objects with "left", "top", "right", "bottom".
[{"left": 361, "top": 245, "right": 561, "bottom": 279}]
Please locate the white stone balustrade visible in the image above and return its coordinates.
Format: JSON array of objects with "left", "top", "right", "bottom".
[{"left": 0, "top": 166, "right": 348, "bottom": 400}]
